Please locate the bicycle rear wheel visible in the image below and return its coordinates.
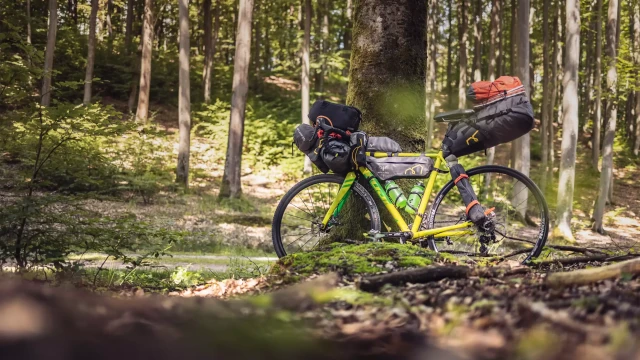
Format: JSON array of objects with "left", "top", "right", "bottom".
[
  {"left": 424, "top": 165, "right": 549, "bottom": 263},
  {"left": 272, "top": 174, "right": 381, "bottom": 258}
]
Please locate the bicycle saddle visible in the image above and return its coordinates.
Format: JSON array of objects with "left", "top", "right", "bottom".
[{"left": 434, "top": 109, "right": 475, "bottom": 123}]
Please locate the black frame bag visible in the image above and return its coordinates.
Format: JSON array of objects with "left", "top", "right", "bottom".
[
  {"left": 366, "top": 156, "right": 434, "bottom": 181},
  {"left": 308, "top": 100, "right": 362, "bottom": 132}
]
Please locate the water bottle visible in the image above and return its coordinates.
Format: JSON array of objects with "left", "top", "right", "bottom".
[
  {"left": 384, "top": 180, "right": 407, "bottom": 208},
  {"left": 405, "top": 183, "right": 425, "bottom": 215}
]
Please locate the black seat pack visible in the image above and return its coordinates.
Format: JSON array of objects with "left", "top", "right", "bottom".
[
  {"left": 442, "top": 93, "right": 534, "bottom": 158},
  {"left": 308, "top": 100, "right": 362, "bottom": 132}
]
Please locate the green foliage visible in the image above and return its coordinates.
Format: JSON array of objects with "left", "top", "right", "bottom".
[{"left": 192, "top": 97, "right": 304, "bottom": 176}]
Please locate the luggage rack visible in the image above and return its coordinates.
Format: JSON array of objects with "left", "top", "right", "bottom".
[{"left": 434, "top": 109, "right": 475, "bottom": 123}]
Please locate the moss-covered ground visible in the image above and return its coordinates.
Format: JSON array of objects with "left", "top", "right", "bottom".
[{"left": 272, "top": 242, "right": 440, "bottom": 277}]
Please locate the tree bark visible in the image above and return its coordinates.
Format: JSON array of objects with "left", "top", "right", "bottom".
[
  {"left": 458, "top": 0, "right": 468, "bottom": 109},
  {"left": 219, "top": 0, "right": 254, "bottom": 198},
  {"left": 301, "top": 0, "right": 312, "bottom": 174},
  {"left": 426, "top": 0, "right": 438, "bottom": 149},
  {"left": 176, "top": 0, "right": 191, "bottom": 188},
  {"left": 511, "top": 0, "right": 530, "bottom": 218},
  {"left": 135, "top": 0, "right": 154, "bottom": 122},
  {"left": 497, "top": 0, "right": 504, "bottom": 75},
  {"left": 41, "top": 0, "right": 58, "bottom": 107},
  {"left": 633, "top": 0, "right": 640, "bottom": 156},
  {"left": 592, "top": 0, "right": 619, "bottom": 234},
  {"left": 83, "top": 0, "right": 99, "bottom": 105},
  {"left": 125, "top": 0, "right": 134, "bottom": 50},
  {"left": 346, "top": 0, "right": 427, "bottom": 150},
  {"left": 472, "top": 0, "right": 482, "bottom": 82},
  {"left": 554, "top": 0, "right": 580, "bottom": 242},
  {"left": 592, "top": 0, "right": 603, "bottom": 168}
]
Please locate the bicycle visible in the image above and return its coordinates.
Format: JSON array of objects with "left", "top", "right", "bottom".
[{"left": 272, "top": 109, "right": 549, "bottom": 263}]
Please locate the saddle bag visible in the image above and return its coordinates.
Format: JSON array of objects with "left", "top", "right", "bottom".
[
  {"left": 442, "top": 93, "right": 534, "bottom": 158},
  {"left": 366, "top": 156, "right": 434, "bottom": 181}
]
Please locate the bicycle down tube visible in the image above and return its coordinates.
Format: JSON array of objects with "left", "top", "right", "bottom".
[{"left": 321, "top": 151, "right": 475, "bottom": 240}]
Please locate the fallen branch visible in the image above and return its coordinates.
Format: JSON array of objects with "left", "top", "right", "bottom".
[
  {"left": 546, "top": 257, "right": 640, "bottom": 288},
  {"left": 531, "top": 254, "right": 609, "bottom": 267},
  {"left": 546, "top": 245, "right": 607, "bottom": 255},
  {"left": 532, "top": 253, "right": 640, "bottom": 268},
  {"left": 358, "top": 265, "right": 529, "bottom": 292}
]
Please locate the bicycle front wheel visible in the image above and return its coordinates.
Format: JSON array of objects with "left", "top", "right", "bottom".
[
  {"left": 424, "top": 165, "right": 549, "bottom": 263},
  {"left": 272, "top": 174, "right": 381, "bottom": 258}
]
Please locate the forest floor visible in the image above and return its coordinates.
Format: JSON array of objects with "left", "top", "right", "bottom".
[{"left": 3, "top": 102, "right": 640, "bottom": 359}]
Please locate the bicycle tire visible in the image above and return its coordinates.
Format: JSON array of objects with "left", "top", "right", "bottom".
[
  {"left": 272, "top": 174, "right": 381, "bottom": 258},
  {"left": 425, "top": 165, "right": 549, "bottom": 263}
]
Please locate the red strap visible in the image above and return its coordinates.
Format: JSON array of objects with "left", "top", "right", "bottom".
[
  {"left": 465, "top": 200, "right": 480, "bottom": 215},
  {"left": 454, "top": 174, "right": 469, "bottom": 184}
]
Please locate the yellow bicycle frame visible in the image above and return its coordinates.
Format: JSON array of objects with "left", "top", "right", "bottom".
[{"left": 321, "top": 151, "right": 474, "bottom": 241}]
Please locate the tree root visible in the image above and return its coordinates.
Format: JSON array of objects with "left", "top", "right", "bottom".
[{"left": 546, "top": 257, "right": 640, "bottom": 288}]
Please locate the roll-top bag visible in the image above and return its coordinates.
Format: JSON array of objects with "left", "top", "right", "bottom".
[{"left": 309, "top": 100, "right": 362, "bottom": 132}]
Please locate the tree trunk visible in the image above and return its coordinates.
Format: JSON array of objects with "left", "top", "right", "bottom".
[
  {"left": 106, "top": 0, "right": 114, "bottom": 50},
  {"left": 203, "top": 0, "right": 213, "bottom": 102},
  {"left": 203, "top": 0, "right": 220, "bottom": 103},
  {"left": 509, "top": 0, "right": 516, "bottom": 75},
  {"left": 540, "top": 0, "right": 550, "bottom": 192},
  {"left": 592, "top": 0, "right": 603, "bottom": 168},
  {"left": 176, "top": 0, "right": 191, "bottom": 188},
  {"left": 301, "top": 0, "right": 312, "bottom": 174},
  {"left": 458, "top": 0, "right": 468, "bottom": 109},
  {"left": 497, "top": 0, "right": 504, "bottom": 75},
  {"left": 549, "top": 0, "right": 560, "bottom": 173},
  {"left": 446, "top": 0, "right": 454, "bottom": 109},
  {"left": 135, "top": 0, "right": 154, "bottom": 122},
  {"left": 83, "top": 0, "right": 99, "bottom": 105},
  {"left": 592, "top": 0, "right": 619, "bottom": 234},
  {"left": 487, "top": 0, "right": 499, "bottom": 81},
  {"left": 511, "top": 0, "right": 530, "bottom": 219},
  {"left": 554, "top": 0, "right": 580, "bottom": 242},
  {"left": 27, "top": 0, "right": 32, "bottom": 45},
  {"left": 41, "top": 0, "right": 58, "bottom": 107},
  {"left": 319, "top": 4, "right": 329, "bottom": 98},
  {"left": 126, "top": 0, "right": 138, "bottom": 115},
  {"left": 472, "top": 0, "right": 482, "bottom": 82},
  {"left": 346, "top": 0, "right": 427, "bottom": 150},
  {"left": 219, "top": 0, "right": 254, "bottom": 198},
  {"left": 633, "top": 0, "right": 640, "bottom": 156},
  {"left": 426, "top": 0, "right": 438, "bottom": 149},
  {"left": 484, "top": 0, "right": 501, "bottom": 190}
]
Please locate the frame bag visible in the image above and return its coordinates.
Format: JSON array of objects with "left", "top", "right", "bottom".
[
  {"left": 442, "top": 93, "right": 534, "bottom": 158},
  {"left": 366, "top": 156, "right": 434, "bottom": 181}
]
